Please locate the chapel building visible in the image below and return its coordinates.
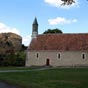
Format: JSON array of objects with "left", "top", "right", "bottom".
[{"left": 26, "top": 18, "right": 88, "bottom": 67}]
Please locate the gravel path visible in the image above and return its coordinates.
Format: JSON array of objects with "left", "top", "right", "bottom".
[
  {"left": 0, "top": 67, "right": 53, "bottom": 73},
  {"left": 0, "top": 82, "right": 17, "bottom": 88}
]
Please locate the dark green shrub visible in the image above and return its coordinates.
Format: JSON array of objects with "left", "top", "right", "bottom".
[{"left": 0, "top": 51, "right": 26, "bottom": 66}]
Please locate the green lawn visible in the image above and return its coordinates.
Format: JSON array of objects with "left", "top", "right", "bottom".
[{"left": 0, "top": 67, "right": 88, "bottom": 88}]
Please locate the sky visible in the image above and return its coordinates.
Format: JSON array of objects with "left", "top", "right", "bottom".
[{"left": 0, "top": 0, "right": 88, "bottom": 46}]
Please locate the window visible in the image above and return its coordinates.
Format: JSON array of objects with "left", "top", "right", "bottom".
[
  {"left": 37, "top": 53, "right": 39, "bottom": 58},
  {"left": 57, "top": 53, "right": 61, "bottom": 59},
  {"left": 82, "top": 53, "right": 86, "bottom": 59},
  {"left": 36, "top": 52, "right": 39, "bottom": 59}
]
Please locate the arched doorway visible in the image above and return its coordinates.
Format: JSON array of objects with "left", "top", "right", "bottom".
[{"left": 46, "top": 59, "right": 50, "bottom": 66}]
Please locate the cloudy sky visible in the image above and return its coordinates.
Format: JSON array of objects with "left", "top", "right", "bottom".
[{"left": 0, "top": 0, "right": 88, "bottom": 46}]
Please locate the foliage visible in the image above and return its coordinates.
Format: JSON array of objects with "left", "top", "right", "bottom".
[
  {"left": 61, "top": 0, "right": 75, "bottom": 5},
  {"left": 21, "top": 44, "right": 27, "bottom": 51},
  {"left": 0, "top": 51, "right": 26, "bottom": 66},
  {"left": 0, "top": 42, "right": 27, "bottom": 66},
  {"left": 43, "top": 28, "right": 63, "bottom": 34},
  {"left": 0, "top": 68, "right": 88, "bottom": 88},
  {"left": 0, "top": 32, "right": 28, "bottom": 66}
]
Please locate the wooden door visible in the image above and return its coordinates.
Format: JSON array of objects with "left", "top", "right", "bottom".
[{"left": 46, "top": 59, "right": 50, "bottom": 66}]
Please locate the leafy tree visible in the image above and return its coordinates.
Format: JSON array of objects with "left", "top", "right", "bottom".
[
  {"left": 61, "top": 0, "right": 88, "bottom": 5},
  {"left": 61, "top": 0, "right": 75, "bottom": 5},
  {"left": 0, "top": 51, "right": 26, "bottom": 66},
  {"left": 21, "top": 44, "right": 27, "bottom": 51},
  {"left": 43, "top": 28, "right": 63, "bottom": 34}
]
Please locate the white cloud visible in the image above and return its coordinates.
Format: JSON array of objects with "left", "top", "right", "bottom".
[
  {"left": 72, "top": 19, "right": 77, "bottom": 22},
  {"left": 22, "top": 35, "right": 31, "bottom": 46},
  {"left": 44, "top": 0, "right": 79, "bottom": 9},
  {"left": 48, "top": 17, "right": 77, "bottom": 25},
  {"left": 0, "top": 23, "right": 20, "bottom": 34}
]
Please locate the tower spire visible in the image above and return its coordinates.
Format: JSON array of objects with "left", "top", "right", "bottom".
[
  {"left": 33, "top": 17, "right": 38, "bottom": 25},
  {"left": 32, "top": 17, "right": 38, "bottom": 38}
]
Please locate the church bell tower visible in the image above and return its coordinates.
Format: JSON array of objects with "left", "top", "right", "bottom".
[{"left": 32, "top": 17, "right": 38, "bottom": 38}]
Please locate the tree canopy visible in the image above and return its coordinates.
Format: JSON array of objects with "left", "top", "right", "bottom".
[
  {"left": 61, "top": 0, "right": 75, "bottom": 5},
  {"left": 61, "top": 0, "right": 88, "bottom": 5},
  {"left": 43, "top": 28, "right": 63, "bottom": 34}
]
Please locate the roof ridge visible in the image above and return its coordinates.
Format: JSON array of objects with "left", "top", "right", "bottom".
[{"left": 37, "top": 33, "right": 88, "bottom": 36}]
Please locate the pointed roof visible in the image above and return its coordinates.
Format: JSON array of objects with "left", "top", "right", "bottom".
[
  {"left": 28, "top": 33, "right": 88, "bottom": 51},
  {"left": 33, "top": 17, "right": 38, "bottom": 25}
]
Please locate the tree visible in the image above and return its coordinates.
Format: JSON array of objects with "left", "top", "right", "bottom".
[
  {"left": 61, "top": 0, "right": 88, "bottom": 5},
  {"left": 21, "top": 44, "right": 27, "bottom": 51},
  {"left": 43, "top": 28, "right": 63, "bottom": 34},
  {"left": 61, "top": 0, "right": 75, "bottom": 5}
]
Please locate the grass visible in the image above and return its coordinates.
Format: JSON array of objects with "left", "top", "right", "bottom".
[{"left": 0, "top": 67, "right": 88, "bottom": 88}]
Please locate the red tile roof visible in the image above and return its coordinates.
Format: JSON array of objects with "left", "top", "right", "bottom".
[{"left": 28, "top": 33, "right": 88, "bottom": 51}]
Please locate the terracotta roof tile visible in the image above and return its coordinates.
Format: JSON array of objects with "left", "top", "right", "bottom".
[{"left": 28, "top": 33, "right": 88, "bottom": 51}]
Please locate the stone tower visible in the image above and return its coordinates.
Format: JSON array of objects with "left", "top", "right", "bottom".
[{"left": 32, "top": 17, "right": 38, "bottom": 38}]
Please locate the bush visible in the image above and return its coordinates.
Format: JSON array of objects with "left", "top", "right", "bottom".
[{"left": 0, "top": 51, "right": 26, "bottom": 66}]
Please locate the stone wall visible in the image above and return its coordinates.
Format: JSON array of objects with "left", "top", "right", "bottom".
[
  {"left": 26, "top": 51, "right": 88, "bottom": 67},
  {"left": 0, "top": 32, "right": 22, "bottom": 54}
]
